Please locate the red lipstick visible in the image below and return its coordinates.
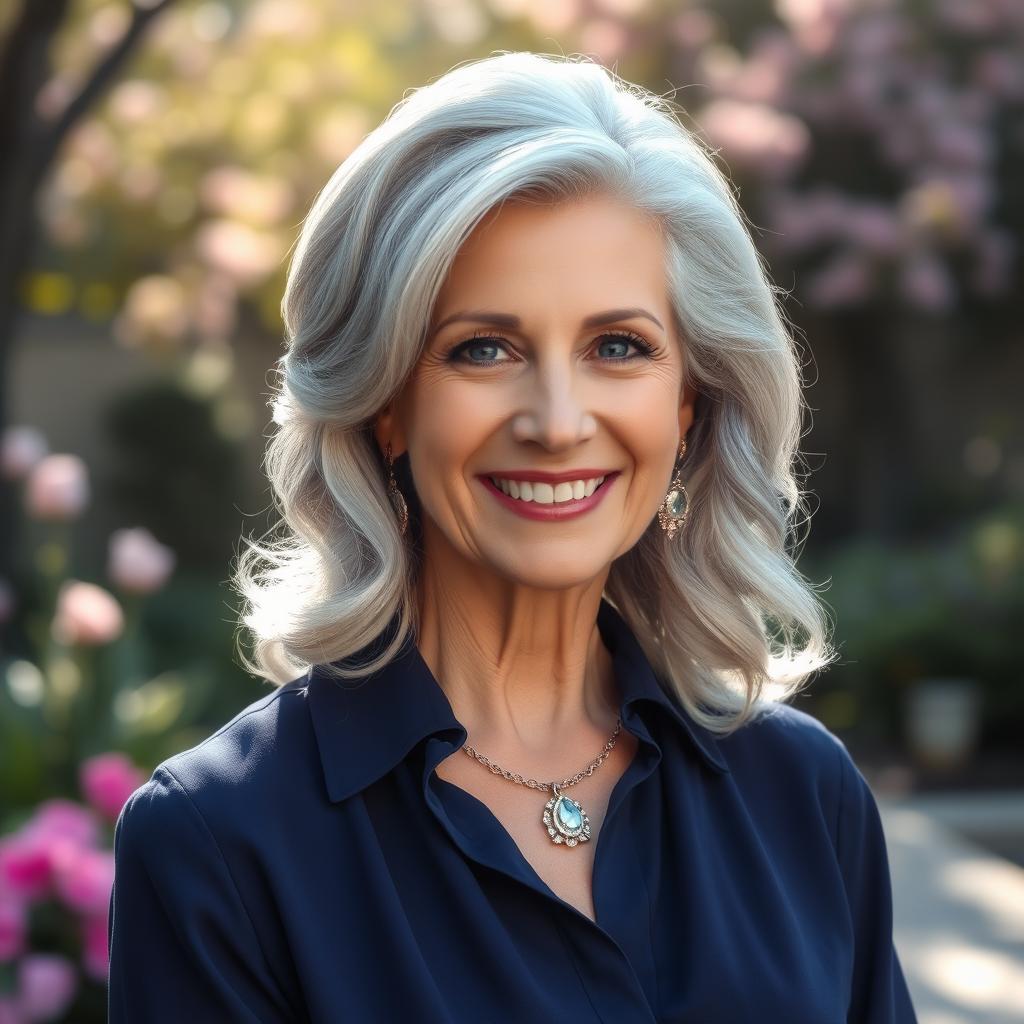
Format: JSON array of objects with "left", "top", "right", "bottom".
[{"left": 477, "top": 471, "right": 620, "bottom": 521}]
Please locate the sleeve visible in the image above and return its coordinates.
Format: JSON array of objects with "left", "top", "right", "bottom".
[
  {"left": 107, "top": 766, "right": 296, "bottom": 1023},
  {"left": 833, "top": 742, "right": 918, "bottom": 1024}
]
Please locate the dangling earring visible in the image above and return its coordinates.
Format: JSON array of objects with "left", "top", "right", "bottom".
[
  {"left": 385, "top": 442, "right": 408, "bottom": 536},
  {"left": 657, "top": 438, "right": 689, "bottom": 540}
]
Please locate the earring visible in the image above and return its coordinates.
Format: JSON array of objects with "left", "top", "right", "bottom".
[
  {"left": 657, "top": 439, "right": 689, "bottom": 540},
  {"left": 385, "top": 442, "right": 408, "bottom": 536}
]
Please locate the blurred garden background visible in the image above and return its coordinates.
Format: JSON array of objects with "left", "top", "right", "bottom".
[{"left": 0, "top": 0, "right": 1021, "bottom": 1020}]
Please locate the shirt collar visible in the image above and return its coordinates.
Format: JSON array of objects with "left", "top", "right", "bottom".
[{"left": 306, "top": 596, "right": 730, "bottom": 803}]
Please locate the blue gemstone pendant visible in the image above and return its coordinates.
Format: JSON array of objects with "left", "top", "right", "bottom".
[{"left": 542, "top": 783, "right": 591, "bottom": 848}]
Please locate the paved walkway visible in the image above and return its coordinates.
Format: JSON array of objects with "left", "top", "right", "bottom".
[{"left": 878, "top": 790, "right": 1024, "bottom": 1023}]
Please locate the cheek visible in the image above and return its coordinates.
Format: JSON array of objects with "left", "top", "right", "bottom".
[{"left": 407, "top": 384, "right": 484, "bottom": 456}]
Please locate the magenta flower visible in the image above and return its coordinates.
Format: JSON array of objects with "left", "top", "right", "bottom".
[
  {"left": 1, "top": 800, "right": 100, "bottom": 902},
  {"left": 51, "top": 845, "right": 114, "bottom": 916},
  {"left": 24, "top": 800, "right": 99, "bottom": 849},
  {"left": 0, "top": 837, "right": 52, "bottom": 903},
  {"left": 79, "top": 752, "right": 145, "bottom": 822}
]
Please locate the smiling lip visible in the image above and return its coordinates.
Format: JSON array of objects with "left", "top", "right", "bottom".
[{"left": 479, "top": 471, "right": 620, "bottom": 521}]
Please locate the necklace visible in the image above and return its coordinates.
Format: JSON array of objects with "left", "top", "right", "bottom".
[{"left": 461, "top": 717, "right": 623, "bottom": 848}]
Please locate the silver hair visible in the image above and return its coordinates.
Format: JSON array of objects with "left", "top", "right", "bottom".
[{"left": 231, "top": 51, "right": 837, "bottom": 736}]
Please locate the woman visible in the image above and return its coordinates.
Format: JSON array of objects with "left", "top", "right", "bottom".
[{"left": 107, "top": 52, "right": 917, "bottom": 1022}]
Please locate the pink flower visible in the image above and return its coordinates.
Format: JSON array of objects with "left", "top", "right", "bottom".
[
  {"left": 699, "top": 99, "right": 810, "bottom": 179},
  {"left": 1, "top": 427, "right": 48, "bottom": 481},
  {"left": 23, "top": 454, "right": 89, "bottom": 521},
  {"left": 14, "top": 953, "right": 78, "bottom": 1022},
  {"left": 25, "top": 800, "right": 99, "bottom": 849},
  {"left": 80, "top": 912, "right": 110, "bottom": 981},
  {"left": 107, "top": 527, "right": 176, "bottom": 594},
  {"left": 1, "top": 800, "right": 101, "bottom": 902},
  {"left": 0, "top": 897, "right": 27, "bottom": 961},
  {"left": 51, "top": 846, "right": 114, "bottom": 916},
  {"left": 0, "top": 838, "right": 52, "bottom": 901},
  {"left": 51, "top": 581, "right": 123, "bottom": 646},
  {"left": 80, "top": 753, "right": 144, "bottom": 821}
]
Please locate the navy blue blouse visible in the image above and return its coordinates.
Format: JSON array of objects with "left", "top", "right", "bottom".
[{"left": 107, "top": 598, "right": 917, "bottom": 1023}]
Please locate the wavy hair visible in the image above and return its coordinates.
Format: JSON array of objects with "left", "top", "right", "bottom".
[{"left": 231, "top": 50, "right": 837, "bottom": 736}]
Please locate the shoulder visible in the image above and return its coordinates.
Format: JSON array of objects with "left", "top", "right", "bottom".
[
  {"left": 117, "top": 675, "right": 316, "bottom": 841},
  {"left": 711, "top": 700, "right": 860, "bottom": 839},
  {"left": 716, "top": 699, "right": 848, "bottom": 776}
]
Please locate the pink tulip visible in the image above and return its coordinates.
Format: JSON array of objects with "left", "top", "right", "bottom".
[
  {"left": 0, "top": 897, "right": 27, "bottom": 961},
  {"left": 51, "top": 581, "right": 124, "bottom": 647},
  {"left": 80, "top": 753, "right": 144, "bottom": 821},
  {"left": 107, "top": 527, "right": 176, "bottom": 594},
  {"left": 80, "top": 912, "right": 110, "bottom": 981},
  {"left": 23, "top": 454, "right": 89, "bottom": 521},
  {"left": 1, "top": 427, "right": 48, "bottom": 481},
  {"left": 51, "top": 846, "right": 114, "bottom": 916},
  {"left": 14, "top": 953, "right": 78, "bottom": 1022}
]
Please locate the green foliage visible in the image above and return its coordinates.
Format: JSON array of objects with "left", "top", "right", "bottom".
[{"left": 804, "top": 500, "right": 1024, "bottom": 742}]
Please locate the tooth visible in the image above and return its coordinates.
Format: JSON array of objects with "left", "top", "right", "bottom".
[
  {"left": 508, "top": 480, "right": 520, "bottom": 498},
  {"left": 518, "top": 481, "right": 533, "bottom": 501},
  {"left": 572, "top": 480, "right": 586, "bottom": 500},
  {"left": 552, "top": 482, "right": 574, "bottom": 503},
  {"left": 584, "top": 478, "right": 598, "bottom": 497},
  {"left": 531, "top": 482, "right": 554, "bottom": 504}
]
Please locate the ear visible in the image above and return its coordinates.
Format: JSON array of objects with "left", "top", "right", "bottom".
[
  {"left": 678, "top": 379, "right": 698, "bottom": 442},
  {"left": 373, "top": 400, "right": 407, "bottom": 459}
]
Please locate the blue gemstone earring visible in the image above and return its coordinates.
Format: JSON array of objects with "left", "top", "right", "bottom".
[{"left": 657, "top": 438, "right": 689, "bottom": 540}]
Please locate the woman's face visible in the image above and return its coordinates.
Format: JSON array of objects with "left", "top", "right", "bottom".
[{"left": 375, "top": 191, "right": 696, "bottom": 591}]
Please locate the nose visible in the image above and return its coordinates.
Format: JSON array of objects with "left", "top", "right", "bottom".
[{"left": 510, "top": 357, "right": 598, "bottom": 451}]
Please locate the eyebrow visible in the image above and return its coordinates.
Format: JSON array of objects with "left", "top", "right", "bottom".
[{"left": 430, "top": 307, "right": 665, "bottom": 337}]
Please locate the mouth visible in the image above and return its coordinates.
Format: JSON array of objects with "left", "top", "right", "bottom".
[{"left": 477, "top": 471, "right": 620, "bottom": 521}]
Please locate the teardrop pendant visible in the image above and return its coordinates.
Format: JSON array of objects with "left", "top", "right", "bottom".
[{"left": 542, "top": 783, "right": 591, "bottom": 848}]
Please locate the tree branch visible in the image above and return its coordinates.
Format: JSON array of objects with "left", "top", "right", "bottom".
[{"left": 29, "top": 0, "right": 176, "bottom": 180}]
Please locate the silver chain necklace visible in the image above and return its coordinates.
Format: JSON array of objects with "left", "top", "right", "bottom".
[{"left": 461, "top": 717, "right": 623, "bottom": 848}]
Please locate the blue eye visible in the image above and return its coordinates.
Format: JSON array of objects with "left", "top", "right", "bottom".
[
  {"left": 596, "top": 332, "right": 656, "bottom": 361},
  {"left": 446, "top": 330, "right": 656, "bottom": 366}
]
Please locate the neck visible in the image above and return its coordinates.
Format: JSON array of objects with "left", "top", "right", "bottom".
[{"left": 413, "top": 556, "right": 619, "bottom": 773}]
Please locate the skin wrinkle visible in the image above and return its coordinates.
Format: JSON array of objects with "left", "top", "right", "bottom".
[{"left": 373, "top": 192, "right": 697, "bottom": 777}]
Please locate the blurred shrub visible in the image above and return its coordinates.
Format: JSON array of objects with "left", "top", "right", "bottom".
[{"left": 804, "top": 499, "right": 1023, "bottom": 745}]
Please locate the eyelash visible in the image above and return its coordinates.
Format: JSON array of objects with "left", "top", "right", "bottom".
[{"left": 445, "top": 329, "right": 657, "bottom": 366}]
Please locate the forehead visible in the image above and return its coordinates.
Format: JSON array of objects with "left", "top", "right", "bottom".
[{"left": 434, "top": 193, "right": 669, "bottom": 314}]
